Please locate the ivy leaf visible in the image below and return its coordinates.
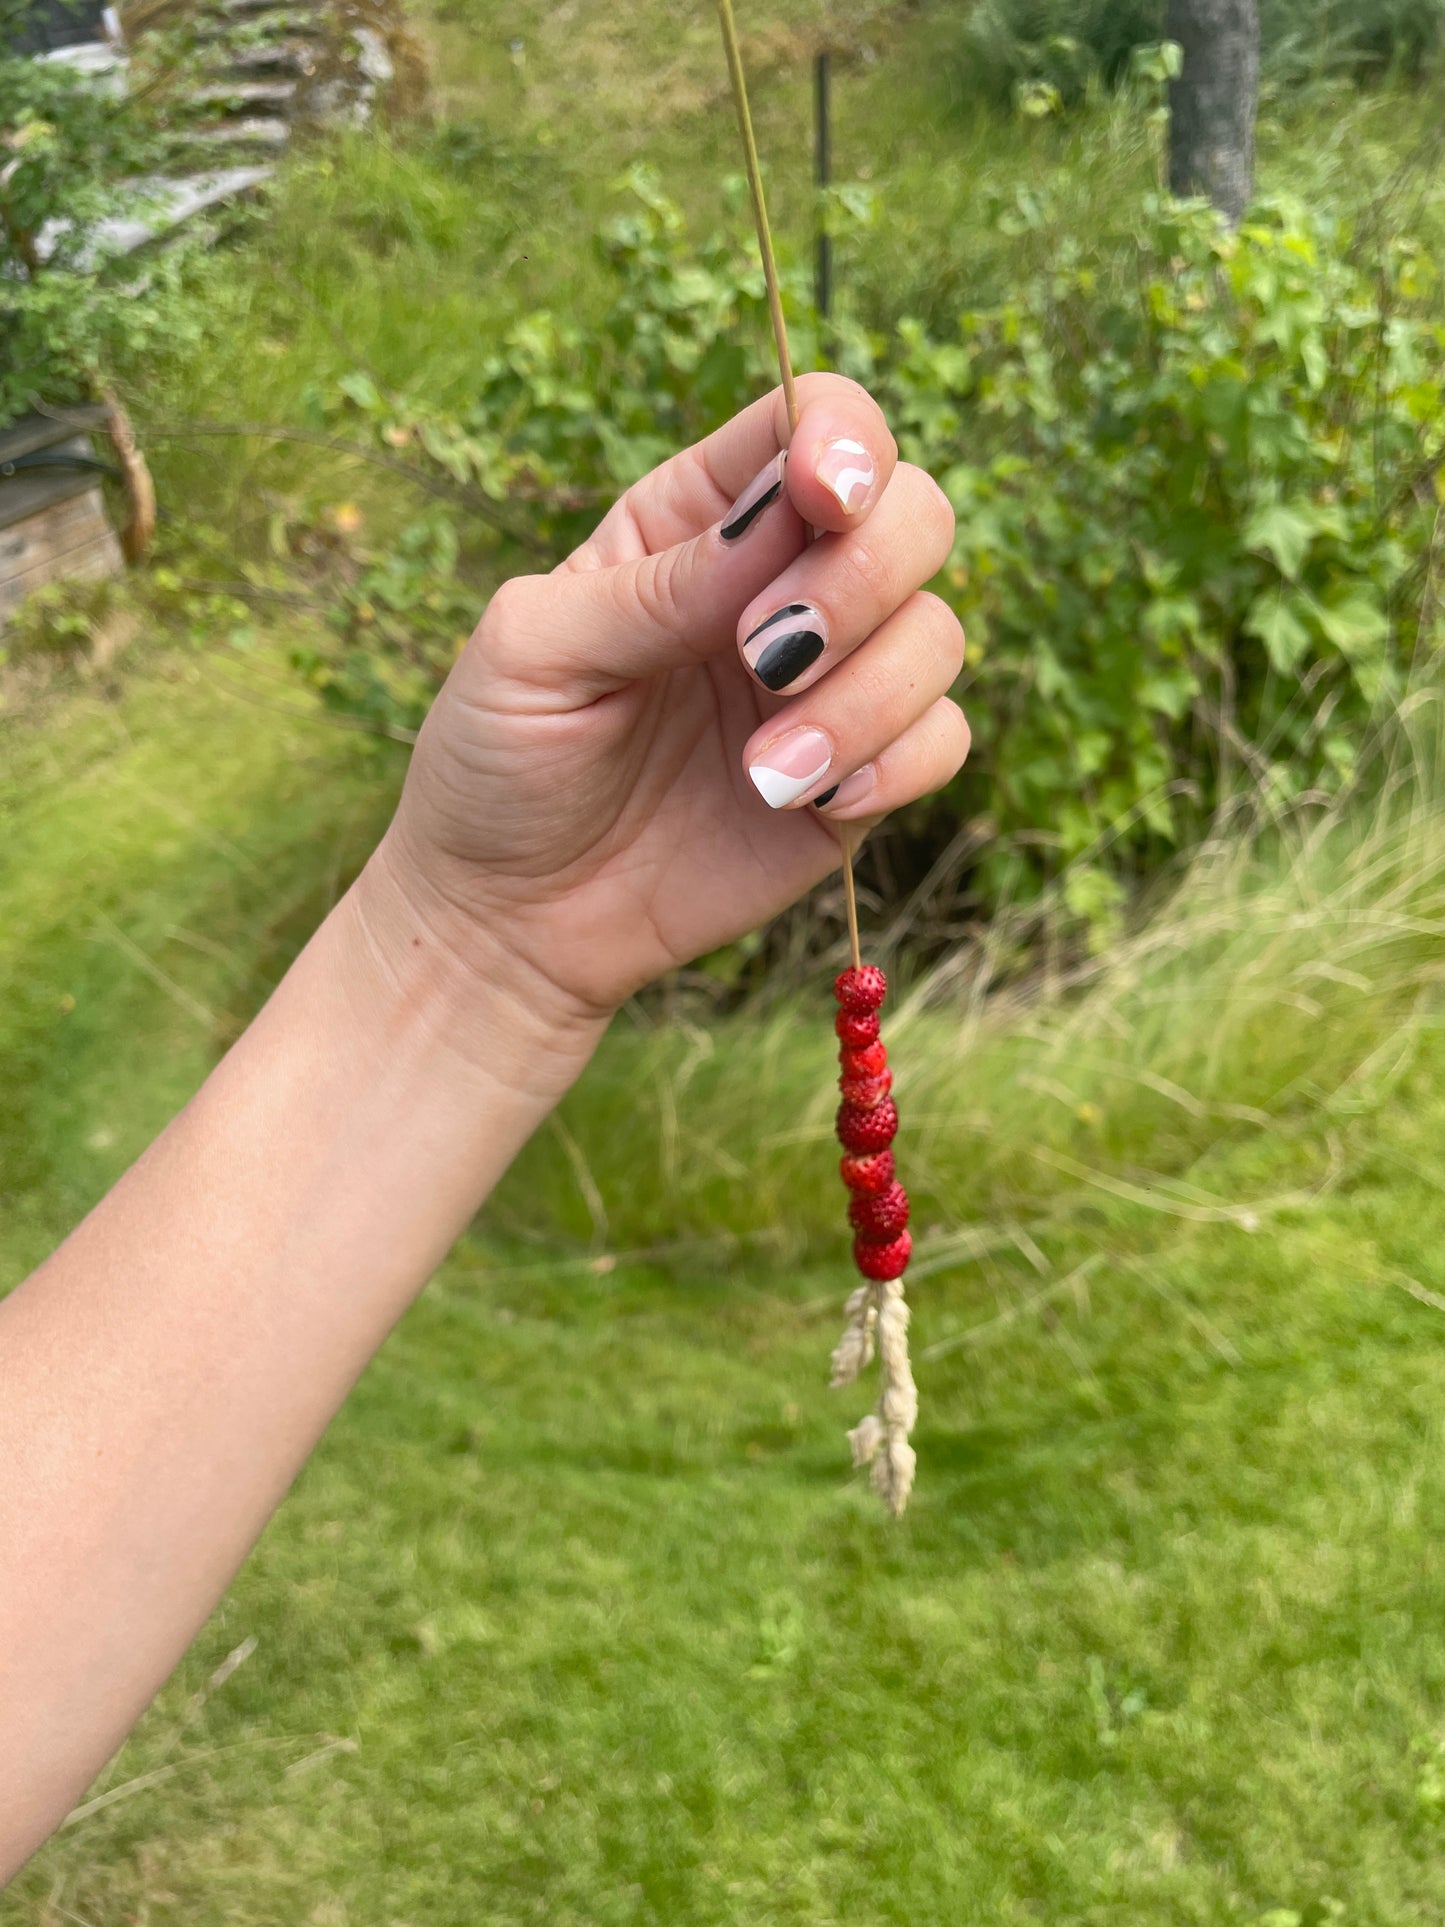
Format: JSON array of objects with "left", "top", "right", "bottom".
[
  {"left": 1316, "top": 593, "right": 1389, "bottom": 659},
  {"left": 1300, "top": 334, "right": 1328, "bottom": 391},
  {"left": 1139, "top": 665, "right": 1196, "bottom": 720},
  {"left": 1245, "top": 593, "right": 1313, "bottom": 674},
  {"left": 1243, "top": 503, "right": 1318, "bottom": 581},
  {"left": 337, "top": 371, "right": 384, "bottom": 414}
]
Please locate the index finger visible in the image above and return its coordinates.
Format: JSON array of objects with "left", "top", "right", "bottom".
[
  {"left": 564, "top": 371, "right": 899, "bottom": 570},
  {"left": 778, "top": 371, "right": 898, "bottom": 532}
]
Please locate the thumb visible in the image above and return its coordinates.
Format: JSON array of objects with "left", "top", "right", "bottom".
[
  {"left": 486, "top": 394, "right": 896, "bottom": 697},
  {"left": 497, "top": 452, "right": 801, "bottom": 698}
]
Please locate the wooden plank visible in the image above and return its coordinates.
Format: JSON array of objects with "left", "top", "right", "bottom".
[
  {"left": 0, "top": 534, "right": 125, "bottom": 625},
  {"left": 0, "top": 441, "right": 105, "bottom": 534},
  {"left": 217, "top": 43, "right": 313, "bottom": 75},
  {"left": 214, "top": 0, "right": 324, "bottom": 18},
  {"left": 190, "top": 77, "right": 300, "bottom": 109},
  {"left": 178, "top": 116, "right": 291, "bottom": 153},
  {"left": 0, "top": 409, "right": 109, "bottom": 468},
  {"left": 195, "top": 8, "right": 322, "bottom": 37},
  {"left": 3, "top": 0, "right": 107, "bottom": 54},
  {"left": 0, "top": 488, "right": 117, "bottom": 574},
  {"left": 35, "top": 165, "right": 275, "bottom": 267},
  {"left": 0, "top": 489, "right": 124, "bottom": 625}
]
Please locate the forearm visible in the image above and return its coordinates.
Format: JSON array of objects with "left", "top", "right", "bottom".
[{"left": 0, "top": 843, "right": 604, "bottom": 1879}]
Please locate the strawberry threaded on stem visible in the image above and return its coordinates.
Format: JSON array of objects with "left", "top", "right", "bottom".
[
  {"left": 836, "top": 1097, "right": 898, "bottom": 1155},
  {"left": 840, "top": 1149, "right": 895, "bottom": 1195},
  {"left": 835, "top": 1009, "right": 880, "bottom": 1048},
  {"left": 827, "top": 961, "right": 918, "bottom": 1517},
  {"left": 854, "top": 1230, "right": 913, "bottom": 1281},
  {"left": 840, "top": 1068, "right": 893, "bottom": 1111},
  {"left": 840, "top": 1040, "right": 887, "bottom": 1079},
  {"left": 848, "top": 1181, "right": 911, "bottom": 1240},
  {"left": 834, "top": 964, "right": 887, "bottom": 1011},
  {"left": 711, "top": 0, "right": 914, "bottom": 1513}
]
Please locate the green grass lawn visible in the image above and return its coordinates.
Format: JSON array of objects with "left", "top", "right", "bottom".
[
  {"left": 6, "top": 650, "right": 1445, "bottom": 1923},
  {"left": 9, "top": 2, "right": 1445, "bottom": 1918}
]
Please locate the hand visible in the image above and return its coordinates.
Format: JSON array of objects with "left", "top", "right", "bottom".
[{"left": 373, "top": 372, "right": 969, "bottom": 1026}]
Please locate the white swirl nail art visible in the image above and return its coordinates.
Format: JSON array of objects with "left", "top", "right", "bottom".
[{"left": 818, "top": 438, "right": 876, "bottom": 513}]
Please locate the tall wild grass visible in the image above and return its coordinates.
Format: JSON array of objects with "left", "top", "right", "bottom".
[{"left": 492, "top": 678, "right": 1445, "bottom": 1288}]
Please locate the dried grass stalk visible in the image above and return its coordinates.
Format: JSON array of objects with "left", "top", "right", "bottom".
[{"left": 831, "top": 1276, "right": 917, "bottom": 1517}]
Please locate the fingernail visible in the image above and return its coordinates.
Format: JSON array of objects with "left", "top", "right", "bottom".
[
  {"left": 747, "top": 726, "right": 832, "bottom": 810},
  {"left": 742, "top": 602, "right": 828, "bottom": 692},
  {"left": 721, "top": 452, "right": 787, "bottom": 541},
  {"left": 816, "top": 438, "right": 876, "bottom": 515},
  {"left": 816, "top": 764, "right": 876, "bottom": 813}
]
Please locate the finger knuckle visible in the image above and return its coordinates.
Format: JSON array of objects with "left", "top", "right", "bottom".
[
  {"left": 632, "top": 543, "right": 685, "bottom": 640},
  {"left": 478, "top": 573, "right": 544, "bottom": 673},
  {"left": 800, "top": 369, "right": 875, "bottom": 407},
  {"left": 843, "top": 535, "right": 892, "bottom": 610}
]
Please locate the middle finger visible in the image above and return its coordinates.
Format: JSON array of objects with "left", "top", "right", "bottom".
[
  {"left": 734, "top": 462, "right": 955, "bottom": 696},
  {"left": 743, "top": 590, "right": 966, "bottom": 810}
]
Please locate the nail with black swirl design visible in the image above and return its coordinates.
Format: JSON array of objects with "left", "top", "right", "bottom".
[
  {"left": 720, "top": 452, "right": 787, "bottom": 541},
  {"left": 742, "top": 600, "right": 828, "bottom": 691}
]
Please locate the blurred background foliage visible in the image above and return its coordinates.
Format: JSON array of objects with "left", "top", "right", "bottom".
[
  {"left": 304, "top": 169, "right": 1445, "bottom": 933},
  {"left": 950, "top": 0, "right": 1445, "bottom": 101}
]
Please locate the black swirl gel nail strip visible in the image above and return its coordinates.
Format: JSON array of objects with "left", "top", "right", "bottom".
[{"left": 721, "top": 456, "right": 786, "bottom": 541}]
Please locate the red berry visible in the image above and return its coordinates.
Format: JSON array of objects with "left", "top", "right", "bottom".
[
  {"left": 839, "top": 1068, "right": 893, "bottom": 1110},
  {"left": 854, "top": 1228, "right": 912, "bottom": 1280},
  {"left": 835, "top": 1009, "right": 880, "bottom": 1048},
  {"left": 834, "top": 964, "right": 887, "bottom": 1011},
  {"left": 840, "top": 1040, "right": 887, "bottom": 1079},
  {"left": 849, "top": 1181, "right": 911, "bottom": 1240},
  {"left": 836, "top": 1095, "right": 899, "bottom": 1154},
  {"left": 840, "top": 1150, "right": 895, "bottom": 1195}
]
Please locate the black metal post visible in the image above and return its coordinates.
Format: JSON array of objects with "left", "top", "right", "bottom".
[{"left": 814, "top": 48, "right": 832, "bottom": 324}]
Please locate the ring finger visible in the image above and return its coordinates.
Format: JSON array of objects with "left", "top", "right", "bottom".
[
  {"left": 815, "top": 697, "right": 972, "bottom": 823},
  {"left": 734, "top": 463, "right": 955, "bottom": 697},
  {"left": 742, "top": 590, "right": 965, "bottom": 810}
]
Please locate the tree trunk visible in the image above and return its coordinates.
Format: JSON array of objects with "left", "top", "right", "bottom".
[{"left": 1166, "top": 0, "right": 1260, "bottom": 227}]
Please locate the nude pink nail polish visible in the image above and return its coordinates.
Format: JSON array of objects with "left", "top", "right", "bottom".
[
  {"left": 721, "top": 453, "right": 787, "bottom": 541},
  {"left": 816, "top": 438, "right": 877, "bottom": 515},
  {"left": 816, "top": 764, "right": 876, "bottom": 813},
  {"left": 747, "top": 726, "right": 832, "bottom": 809}
]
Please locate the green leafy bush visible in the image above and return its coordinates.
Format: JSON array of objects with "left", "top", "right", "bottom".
[
  {"left": 1264, "top": 0, "right": 1445, "bottom": 78},
  {"left": 301, "top": 170, "right": 1443, "bottom": 923},
  {"left": 0, "top": 21, "right": 215, "bottom": 426},
  {"left": 325, "top": 168, "right": 794, "bottom": 567},
  {"left": 945, "top": 0, "right": 1166, "bottom": 109},
  {"left": 287, "top": 513, "right": 480, "bottom": 732},
  {"left": 873, "top": 188, "right": 1444, "bottom": 910},
  {"left": 930, "top": 0, "right": 1445, "bottom": 105}
]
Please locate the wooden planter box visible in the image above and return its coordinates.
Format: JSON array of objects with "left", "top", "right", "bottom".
[{"left": 0, "top": 409, "right": 125, "bottom": 628}]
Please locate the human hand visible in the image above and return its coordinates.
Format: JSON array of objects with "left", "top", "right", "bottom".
[{"left": 369, "top": 372, "right": 969, "bottom": 1035}]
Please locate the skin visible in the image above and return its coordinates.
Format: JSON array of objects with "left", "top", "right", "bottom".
[{"left": 0, "top": 373, "right": 968, "bottom": 1882}]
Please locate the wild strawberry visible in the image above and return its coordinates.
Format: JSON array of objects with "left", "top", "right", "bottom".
[
  {"left": 834, "top": 964, "right": 887, "bottom": 1012},
  {"left": 839, "top": 1068, "right": 893, "bottom": 1110},
  {"left": 848, "top": 1181, "right": 911, "bottom": 1240},
  {"left": 837, "top": 1095, "right": 899, "bottom": 1154},
  {"left": 853, "top": 1228, "right": 912, "bottom": 1280},
  {"left": 840, "top": 1149, "right": 895, "bottom": 1195},
  {"left": 840, "top": 1040, "right": 887, "bottom": 1079},
  {"left": 835, "top": 1008, "right": 880, "bottom": 1048}
]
